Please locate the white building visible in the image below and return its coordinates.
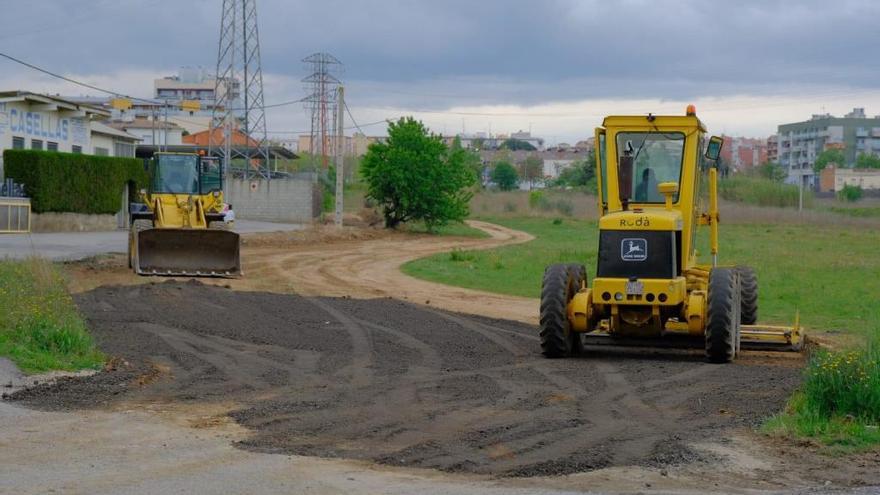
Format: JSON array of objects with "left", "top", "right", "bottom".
[
  {"left": 0, "top": 90, "right": 138, "bottom": 177},
  {"left": 107, "top": 118, "right": 184, "bottom": 146}
]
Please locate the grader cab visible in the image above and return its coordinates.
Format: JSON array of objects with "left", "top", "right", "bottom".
[{"left": 540, "top": 107, "right": 803, "bottom": 363}]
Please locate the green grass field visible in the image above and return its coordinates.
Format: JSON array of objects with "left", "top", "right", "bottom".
[
  {"left": 0, "top": 258, "right": 104, "bottom": 373},
  {"left": 403, "top": 216, "right": 880, "bottom": 336}
]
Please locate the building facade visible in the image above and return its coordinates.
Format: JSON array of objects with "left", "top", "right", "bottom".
[
  {"left": 820, "top": 165, "right": 880, "bottom": 192},
  {"left": 719, "top": 136, "right": 768, "bottom": 172},
  {"left": 776, "top": 108, "right": 880, "bottom": 185},
  {"left": 0, "top": 91, "right": 119, "bottom": 178}
]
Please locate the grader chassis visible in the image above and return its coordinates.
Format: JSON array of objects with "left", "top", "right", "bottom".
[{"left": 540, "top": 107, "right": 803, "bottom": 363}]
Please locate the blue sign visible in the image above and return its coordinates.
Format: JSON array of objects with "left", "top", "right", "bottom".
[{"left": 7, "top": 108, "right": 69, "bottom": 141}]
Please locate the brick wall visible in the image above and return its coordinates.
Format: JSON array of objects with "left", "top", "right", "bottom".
[{"left": 226, "top": 177, "right": 320, "bottom": 223}]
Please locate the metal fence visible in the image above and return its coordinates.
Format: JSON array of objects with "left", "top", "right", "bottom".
[{"left": 0, "top": 179, "right": 31, "bottom": 233}]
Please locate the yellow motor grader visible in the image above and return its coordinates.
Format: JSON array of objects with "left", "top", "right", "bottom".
[
  {"left": 541, "top": 106, "right": 803, "bottom": 363},
  {"left": 129, "top": 152, "right": 241, "bottom": 277}
]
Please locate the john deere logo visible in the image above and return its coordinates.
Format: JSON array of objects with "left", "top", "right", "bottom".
[{"left": 621, "top": 238, "right": 647, "bottom": 261}]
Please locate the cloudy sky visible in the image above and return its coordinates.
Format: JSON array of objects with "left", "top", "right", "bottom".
[{"left": 1, "top": 0, "right": 879, "bottom": 144}]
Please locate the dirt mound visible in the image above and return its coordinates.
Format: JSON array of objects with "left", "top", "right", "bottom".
[{"left": 7, "top": 281, "right": 808, "bottom": 478}]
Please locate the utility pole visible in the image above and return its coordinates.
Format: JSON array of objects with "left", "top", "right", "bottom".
[
  {"left": 798, "top": 172, "right": 804, "bottom": 213},
  {"left": 334, "top": 86, "right": 344, "bottom": 227}
]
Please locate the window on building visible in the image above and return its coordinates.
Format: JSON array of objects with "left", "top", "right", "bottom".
[
  {"left": 31, "top": 139, "right": 43, "bottom": 150},
  {"left": 47, "top": 142, "right": 59, "bottom": 152},
  {"left": 12, "top": 136, "right": 25, "bottom": 149},
  {"left": 72, "top": 145, "right": 82, "bottom": 154},
  {"left": 114, "top": 141, "right": 135, "bottom": 157},
  {"left": 94, "top": 147, "right": 110, "bottom": 156}
]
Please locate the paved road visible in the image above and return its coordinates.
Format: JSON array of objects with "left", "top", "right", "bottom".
[{"left": 0, "top": 220, "right": 303, "bottom": 261}]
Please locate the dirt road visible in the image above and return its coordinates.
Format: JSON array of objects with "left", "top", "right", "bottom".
[
  {"left": 12, "top": 281, "right": 847, "bottom": 485},
  {"left": 8, "top": 221, "right": 879, "bottom": 493},
  {"left": 65, "top": 221, "right": 540, "bottom": 323}
]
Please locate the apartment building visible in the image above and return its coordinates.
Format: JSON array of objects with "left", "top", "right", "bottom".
[{"left": 776, "top": 108, "right": 880, "bottom": 186}]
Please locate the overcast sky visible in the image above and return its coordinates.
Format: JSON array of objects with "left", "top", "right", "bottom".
[{"left": 1, "top": 0, "right": 879, "bottom": 143}]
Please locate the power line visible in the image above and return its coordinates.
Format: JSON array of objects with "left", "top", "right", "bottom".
[{"left": 0, "top": 50, "right": 308, "bottom": 112}]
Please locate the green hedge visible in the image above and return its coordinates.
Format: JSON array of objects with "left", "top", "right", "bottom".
[
  {"left": 718, "top": 175, "right": 814, "bottom": 209},
  {"left": 3, "top": 149, "right": 147, "bottom": 214}
]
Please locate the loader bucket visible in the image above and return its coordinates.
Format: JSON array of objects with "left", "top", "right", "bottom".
[{"left": 135, "top": 228, "right": 241, "bottom": 277}]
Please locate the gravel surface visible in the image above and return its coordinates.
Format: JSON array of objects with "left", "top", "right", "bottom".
[{"left": 9, "top": 280, "right": 804, "bottom": 477}]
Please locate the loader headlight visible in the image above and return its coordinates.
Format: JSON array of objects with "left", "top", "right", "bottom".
[
  {"left": 212, "top": 191, "right": 221, "bottom": 198},
  {"left": 602, "top": 291, "right": 611, "bottom": 301},
  {"left": 139, "top": 188, "right": 147, "bottom": 195},
  {"left": 614, "top": 292, "right": 623, "bottom": 301}
]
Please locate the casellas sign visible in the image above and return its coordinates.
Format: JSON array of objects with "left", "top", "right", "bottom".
[{"left": 8, "top": 108, "right": 69, "bottom": 141}]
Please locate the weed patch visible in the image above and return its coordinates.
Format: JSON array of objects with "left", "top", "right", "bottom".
[{"left": 0, "top": 258, "right": 103, "bottom": 373}]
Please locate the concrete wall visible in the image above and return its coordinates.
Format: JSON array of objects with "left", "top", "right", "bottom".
[
  {"left": 226, "top": 177, "right": 320, "bottom": 223},
  {"left": 30, "top": 212, "right": 117, "bottom": 232}
]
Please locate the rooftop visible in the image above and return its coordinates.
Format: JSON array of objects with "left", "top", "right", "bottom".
[{"left": 0, "top": 90, "right": 110, "bottom": 118}]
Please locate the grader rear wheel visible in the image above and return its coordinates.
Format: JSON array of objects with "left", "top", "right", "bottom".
[
  {"left": 540, "top": 263, "right": 582, "bottom": 358},
  {"left": 735, "top": 265, "right": 758, "bottom": 325}
]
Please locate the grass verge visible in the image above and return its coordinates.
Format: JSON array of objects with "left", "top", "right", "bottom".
[
  {"left": 402, "top": 220, "right": 490, "bottom": 238},
  {"left": 402, "top": 216, "right": 880, "bottom": 335},
  {"left": 0, "top": 258, "right": 104, "bottom": 373},
  {"left": 764, "top": 340, "right": 880, "bottom": 452}
]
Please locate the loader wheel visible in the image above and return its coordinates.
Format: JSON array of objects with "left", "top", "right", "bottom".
[
  {"left": 705, "top": 267, "right": 741, "bottom": 363},
  {"left": 129, "top": 219, "right": 153, "bottom": 269},
  {"left": 735, "top": 265, "right": 758, "bottom": 325},
  {"left": 540, "top": 263, "right": 580, "bottom": 358}
]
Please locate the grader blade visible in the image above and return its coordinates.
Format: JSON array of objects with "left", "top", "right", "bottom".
[
  {"left": 740, "top": 313, "right": 805, "bottom": 352},
  {"left": 135, "top": 228, "right": 241, "bottom": 278}
]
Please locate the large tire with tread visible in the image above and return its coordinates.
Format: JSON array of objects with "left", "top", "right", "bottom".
[
  {"left": 129, "top": 219, "right": 153, "bottom": 269},
  {"left": 735, "top": 265, "right": 758, "bottom": 325},
  {"left": 564, "top": 263, "right": 587, "bottom": 355},
  {"left": 705, "top": 267, "right": 741, "bottom": 363},
  {"left": 540, "top": 263, "right": 580, "bottom": 358}
]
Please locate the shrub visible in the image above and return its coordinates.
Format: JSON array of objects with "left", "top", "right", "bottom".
[
  {"left": 554, "top": 199, "right": 574, "bottom": 216},
  {"left": 449, "top": 248, "right": 476, "bottom": 262},
  {"left": 765, "top": 339, "right": 880, "bottom": 450},
  {"left": 837, "top": 184, "right": 863, "bottom": 203},
  {"left": 801, "top": 346, "right": 880, "bottom": 422},
  {"left": 718, "top": 175, "right": 813, "bottom": 208},
  {"left": 528, "top": 190, "right": 545, "bottom": 209},
  {"left": 3, "top": 149, "right": 147, "bottom": 214}
]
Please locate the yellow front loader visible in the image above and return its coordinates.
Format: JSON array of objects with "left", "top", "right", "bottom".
[
  {"left": 129, "top": 152, "right": 241, "bottom": 277},
  {"left": 541, "top": 106, "right": 803, "bottom": 363}
]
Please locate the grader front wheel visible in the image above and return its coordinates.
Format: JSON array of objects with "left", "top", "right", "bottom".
[
  {"left": 540, "top": 263, "right": 584, "bottom": 358},
  {"left": 705, "top": 267, "right": 742, "bottom": 363}
]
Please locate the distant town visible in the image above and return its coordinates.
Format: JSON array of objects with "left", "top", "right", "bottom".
[{"left": 1, "top": 66, "right": 879, "bottom": 195}]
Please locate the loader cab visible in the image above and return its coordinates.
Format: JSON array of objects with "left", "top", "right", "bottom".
[{"left": 148, "top": 153, "right": 224, "bottom": 196}]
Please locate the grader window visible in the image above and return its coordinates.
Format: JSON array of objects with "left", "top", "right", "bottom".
[{"left": 617, "top": 132, "right": 685, "bottom": 203}]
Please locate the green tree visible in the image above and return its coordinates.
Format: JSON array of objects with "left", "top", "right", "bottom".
[
  {"left": 814, "top": 148, "right": 846, "bottom": 172},
  {"left": 753, "top": 161, "right": 787, "bottom": 182},
  {"left": 519, "top": 155, "right": 543, "bottom": 190},
  {"left": 553, "top": 158, "right": 595, "bottom": 188},
  {"left": 855, "top": 152, "right": 880, "bottom": 169},
  {"left": 361, "top": 117, "right": 475, "bottom": 230},
  {"left": 450, "top": 136, "right": 484, "bottom": 185},
  {"left": 499, "top": 138, "right": 536, "bottom": 151},
  {"left": 491, "top": 161, "right": 519, "bottom": 191}
]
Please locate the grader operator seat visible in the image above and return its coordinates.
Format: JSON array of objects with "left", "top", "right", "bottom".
[
  {"left": 129, "top": 153, "right": 241, "bottom": 278},
  {"left": 539, "top": 107, "right": 803, "bottom": 363}
]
